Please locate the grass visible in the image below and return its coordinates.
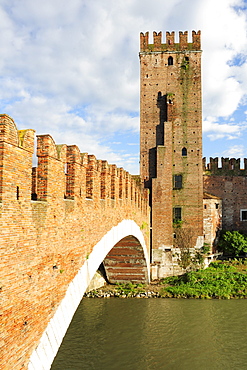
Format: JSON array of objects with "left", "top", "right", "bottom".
[
  {"left": 115, "top": 282, "right": 146, "bottom": 296},
  {"left": 159, "top": 260, "right": 247, "bottom": 299}
]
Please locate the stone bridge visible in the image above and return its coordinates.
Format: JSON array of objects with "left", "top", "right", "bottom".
[{"left": 0, "top": 114, "right": 150, "bottom": 370}]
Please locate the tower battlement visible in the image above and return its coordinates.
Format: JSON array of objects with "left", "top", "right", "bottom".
[
  {"left": 203, "top": 157, "right": 247, "bottom": 175},
  {"left": 140, "top": 30, "right": 201, "bottom": 52}
]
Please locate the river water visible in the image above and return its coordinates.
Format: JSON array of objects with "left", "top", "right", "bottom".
[{"left": 51, "top": 298, "right": 247, "bottom": 370}]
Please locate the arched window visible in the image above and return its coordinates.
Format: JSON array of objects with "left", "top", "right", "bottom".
[
  {"left": 182, "top": 147, "right": 187, "bottom": 156},
  {"left": 168, "top": 56, "right": 173, "bottom": 66}
]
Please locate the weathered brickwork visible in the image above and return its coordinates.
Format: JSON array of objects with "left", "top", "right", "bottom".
[
  {"left": 139, "top": 30, "right": 247, "bottom": 276},
  {"left": 203, "top": 193, "right": 222, "bottom": 250},
  {"left": 203, "top": 157, "right": 247, "bottom": 232},
  {"left": 139, "top": 31, "right": 203, "bottom": 259},
  {"left": 104, "top": 236, "right": 149, "bottom": 283},
  {"left": 0, "top": 114, "right": 149, "bottom": 369}
]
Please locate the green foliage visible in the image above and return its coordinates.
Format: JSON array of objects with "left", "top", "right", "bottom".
[
  {"left": 173, "top": 220, "right": 183, "bottom": 228},
  {"left": 140, "top": 221, "right": 148, "bottom": 230},
  {"left": 181, "top": 59, "right": 189, "bottom": 70},
  {"left": 201, "top": 243, "right": 210, "bottom": 255},
  {"left": 218, "top": 231, "right": 247, "bottom": 257},
  {"left": 177, "top": 249, "right": 192, "bottom": 270},
  {"left": 116, "top": 283, "right": 145, "bottom": 296},
  {"left": 193, "top": 250, "right": 204, "bottom": 267},
  {"left": 160, "top": 261, "right": 247, "bottom": 299}
]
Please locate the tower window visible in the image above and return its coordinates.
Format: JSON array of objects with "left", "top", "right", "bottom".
[
  {"left": 240, "top": 209, "right": 247, "bottom": 221},
  {"left": 168, "top": 56, "right": 173, "bottom": 66},
  {"left": 174, "top": 175, "right": 182, "bottom": 189},
  {"left": 182, "top": 147, "right": 187, "bottom": 156},
  {"left": 173, "top": 207, "right": 182, "bottom": 222}
]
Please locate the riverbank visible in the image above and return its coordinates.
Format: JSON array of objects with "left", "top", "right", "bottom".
[{"left": 84, "top": 260, "right": 247, "bottom": 299}]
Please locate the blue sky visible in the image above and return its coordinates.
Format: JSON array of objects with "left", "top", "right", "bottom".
[{"left": 0, "top": 0, "right": 247, "bottom": 174}]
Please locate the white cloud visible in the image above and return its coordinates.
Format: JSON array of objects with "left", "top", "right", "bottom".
[
  {"left": 0, "top": 0, "right": 247, "bottom": 174},
  {"left": 201, "top": 0, "right": 247, "bottom": 119},
  {"left": 203, "top": 116, "right": 242, "bottom": 140},
  {"left": 222, "top": 145, "right": 245, "bottom": 158}
]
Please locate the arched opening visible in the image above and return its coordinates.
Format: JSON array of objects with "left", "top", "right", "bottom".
[
  {"left": 168, "top": 56, "right": 173, "bottom": 66},
  {"left": 103, "top": 235, "right": 149, "bottom": 284},
  {"left": 182, "top": 147, "right": 187, "bottom": 156}
]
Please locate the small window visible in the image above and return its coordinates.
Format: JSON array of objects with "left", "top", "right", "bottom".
[
  {"left": 215, "top": 203, "right": 219, "bottom": 209},
  {"left": 173, "top": 207, "right": 182, "bottom": 222},
  {"left": 240, "top": 209, "right": 247, "bottom": 221},
  {"left": 31, "top": 193, "right": 37, "bottom": 200},
  {"left": 174, "top": 175, "right": 182, "bottom": 189},
  {"left": 168, "top": 56, "right": 173, "bottom": 66},
  {"left": 182, "top": 147, "right": 187, "bottom": 156},
  {"left": 17, "top": 186, "right": 19, "bottom": 200},
  {"left": 204, "top": 204, "right": 207, "bottom": 209}
]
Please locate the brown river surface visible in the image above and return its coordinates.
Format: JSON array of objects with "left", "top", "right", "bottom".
[{"left": 51, "top": 298, "right": 247, "bottom": 370}]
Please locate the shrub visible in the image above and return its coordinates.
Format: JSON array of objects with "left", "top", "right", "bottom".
[
  {"left": 161, "top": 261, "right": 247, "bottom": 299},
  {"left": 218, "top": 231, "right": 247, "bottom": 257}
]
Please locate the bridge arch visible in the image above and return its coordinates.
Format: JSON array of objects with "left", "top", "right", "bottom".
[
  {"left": 104, "top": 235, "right": 149, "bottom": 283},
  {"left": 28, "top": 220, "right": 150, "bottom": 370}
]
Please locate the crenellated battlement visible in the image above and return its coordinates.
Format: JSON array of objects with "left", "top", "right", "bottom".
[
  {"left": 140, "top": 30, "right": 201, "bottom": 52},
  {"left": 203, "top": 157, "right": 247, "bottom": 176},
  {"left": 0, "top": 114, "right": 148, "bottom": 212}
]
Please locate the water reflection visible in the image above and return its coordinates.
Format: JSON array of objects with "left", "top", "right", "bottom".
[{"left": 51, "top": 299, "right": 247, "bottom": 370}]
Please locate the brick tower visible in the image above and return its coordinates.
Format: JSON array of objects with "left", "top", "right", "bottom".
[{"left": 139, "top": 31, "right": 204, "bottom": 276}]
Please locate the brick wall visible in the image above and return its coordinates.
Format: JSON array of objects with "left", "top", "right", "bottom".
[
  {"left": 0, "top": 114, "right": 149, "bottom": 369},
  {"left": 204, "top": 174, "right": 247, "bottom": 233},
  {"left": 203, "top": 193, "right": 222, "bottom": 251},
  {"left": 203, "top": 157, "right": 247, "bottom": 232}
]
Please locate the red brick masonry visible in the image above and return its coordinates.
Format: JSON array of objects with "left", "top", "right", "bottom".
[{"left": 0, "top": 114, "right": 149, "bottom": 369}]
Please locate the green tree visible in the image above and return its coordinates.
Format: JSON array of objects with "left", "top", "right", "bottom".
[{"left": 218, "top": 231, "right": 247, "bottom": 257}]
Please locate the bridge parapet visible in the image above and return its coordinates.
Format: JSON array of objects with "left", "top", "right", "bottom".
[
  {"left": 28, "top": 131, "right": 146, "bottom": 210},
  {"left": 0, "top": 114, "right": 147, "bottom": 210},
  {"left": 0, "top": 114, "right": 150, "bottom": 370}
]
